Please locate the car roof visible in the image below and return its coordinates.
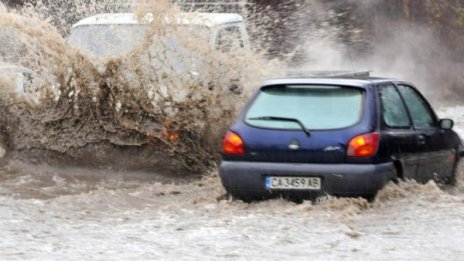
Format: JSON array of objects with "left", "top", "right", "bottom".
[
  {"left": 262, "top": 71, "right": 405, "bottom": 89},
  {"left": 261, "top": 77, "right": 398, "bottom": 89},
  {"left": 72, "top": 12, "right": 244, "bottom": 28}
]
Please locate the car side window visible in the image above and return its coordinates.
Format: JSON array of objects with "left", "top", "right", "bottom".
[
  {"left": 379, "top": 85, "right": 410, "bottom": 128},
  {"left": 397, "top": 85, "right": 435, "bottom": 128}
]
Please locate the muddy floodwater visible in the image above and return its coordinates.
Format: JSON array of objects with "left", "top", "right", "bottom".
[
  {"left": 1, "top": 1, "right": 464, "bottom": 259},
  {"left": 0, "top": 106, "right": 463, "bottom": 260}
]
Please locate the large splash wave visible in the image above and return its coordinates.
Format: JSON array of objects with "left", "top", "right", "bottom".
[{"left": 0, "top": 0, "right": 276, "bottom": 173}]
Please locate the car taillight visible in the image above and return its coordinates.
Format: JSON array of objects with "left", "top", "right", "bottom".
[
  {"left": 223, "top": 131, "right": 245, "bottom": 156},
  {"left": 347, "top": 132, "right": 379, "bottom": 157}
]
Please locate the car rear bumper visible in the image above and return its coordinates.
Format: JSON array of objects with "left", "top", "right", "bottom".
[{"left": 220, "top": 161, "right": 395, "bottom": 198}]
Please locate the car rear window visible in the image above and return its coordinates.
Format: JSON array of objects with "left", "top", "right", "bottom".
[{"left": 245, "top": 85, "right": 364, "bottom": 130}]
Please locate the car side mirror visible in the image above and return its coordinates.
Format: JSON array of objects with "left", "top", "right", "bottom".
[{"left": 439, "top": 119, "right": 454, "bottom": 130}]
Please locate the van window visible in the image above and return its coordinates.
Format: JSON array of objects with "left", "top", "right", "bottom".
[
  {"left": 216, "top": 26, "right": 244, "bottom": 52},
  {"left": 68, "top": 24, "right": 210, "bottom": 57},
  {"left": 68, "top": 25, "right": 147, "bottom": 56}
]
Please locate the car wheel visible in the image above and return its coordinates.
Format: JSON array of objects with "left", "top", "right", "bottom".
[
  {"left": 391, "top": 166, "right": 400, "bottom": 184},
  {"left": 361, "top": 193, "right": 377, "bottom": 202},
  {"left": 229, "top": 190, "right": 260, "bottom": 203},
  {"left": 443, "top": 158, "right": 459, "bottom": 185}
]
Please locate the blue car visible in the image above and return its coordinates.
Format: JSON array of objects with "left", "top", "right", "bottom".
[{"left": 220, "top": 74, "right": 463, "bottom": 201}]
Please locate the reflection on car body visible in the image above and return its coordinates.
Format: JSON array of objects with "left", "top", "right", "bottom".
[{"left": 220, "top": 72, "right": 463, "bottom": 201}]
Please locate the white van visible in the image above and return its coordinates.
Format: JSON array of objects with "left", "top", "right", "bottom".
[{"left": 68, "top": 12, "right": 251, "bottom": 57}]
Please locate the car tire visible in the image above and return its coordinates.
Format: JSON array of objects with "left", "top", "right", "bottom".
[
  {"left": 443, "top": 158, "right": 459, "bottom": 185},
  {"left": 362, "top": 193, "right": 377, "bottom": 202},
  {"left": 391, "top": 165, "right": 400, "bottom": 184},
  {"left": 228, "top": 190, "right": 260, "bottom": 203}
]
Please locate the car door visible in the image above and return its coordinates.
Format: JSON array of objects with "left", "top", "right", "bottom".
[
  {"left": 396, "top": 84, "right": 455, "bottom": 182},
  {"left": 378, "top": 84, "right": 419, "bottom": 179}
]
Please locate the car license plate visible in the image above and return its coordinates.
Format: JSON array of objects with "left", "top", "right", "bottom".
[{"left": 265, "top": 176, "right": 321, "bottom": 190}]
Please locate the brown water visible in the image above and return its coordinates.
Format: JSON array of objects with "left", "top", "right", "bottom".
[
  {"left": 0, "top": 156, "right": 463, "bottom": 260},
  {"left": 1, "top": 1, "right": 464, "bottom": 260},
  {"left": 0, "top": 0, "right": 274, "bottom": 173},
  {"left": 0, "top": 105, "right": 463, "bottom": 260}
]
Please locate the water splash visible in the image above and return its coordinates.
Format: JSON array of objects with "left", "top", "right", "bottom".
[{"left": 0, "top": 0, "right": 274, "bottom": 173}]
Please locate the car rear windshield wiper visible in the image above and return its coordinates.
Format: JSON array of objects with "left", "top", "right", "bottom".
[{"left": 248, "top": 116, "right": 311, "bottom": 136}]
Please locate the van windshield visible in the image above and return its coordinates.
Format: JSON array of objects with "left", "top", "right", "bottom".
[
  {"left": 245, "top": 85, "right": 363, "bottom": 130},
  {"left": 68, "top": 24, "right": 210, "bottom": 57},
  {"left": 68, "top": 25, "right": 147, "bottom": 57}
]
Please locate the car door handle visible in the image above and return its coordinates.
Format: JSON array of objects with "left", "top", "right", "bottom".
[{"left": 417, "top": 135, "right": 426, "bottom": 145}]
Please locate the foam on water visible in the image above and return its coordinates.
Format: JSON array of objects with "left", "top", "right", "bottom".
[{"left": 0, "top": 158, "right": 464, "bottom": 260}]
